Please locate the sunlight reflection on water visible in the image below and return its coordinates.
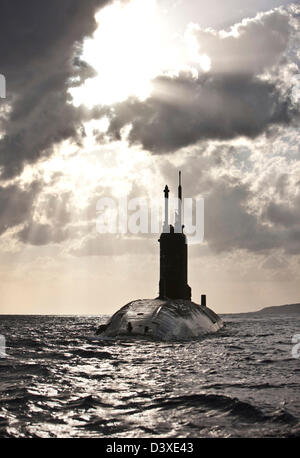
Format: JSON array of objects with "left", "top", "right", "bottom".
[{"left": 0, "top": 314, "right": 299, "bottom": 438}]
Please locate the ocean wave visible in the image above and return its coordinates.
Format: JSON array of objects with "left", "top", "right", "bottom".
[
  {"left": 59, "top": 394, "right": 111, "bottom": 412},
  {"left": 146, "top": 393, "right": 266, "bottom": 422},
  {"left": 0, "top": 314, "right": 299, "bottom": 438}
]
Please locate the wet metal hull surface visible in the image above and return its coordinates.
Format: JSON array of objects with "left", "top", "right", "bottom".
[{"left": 97, "top": 299, "right": 223, "bottom": 340}]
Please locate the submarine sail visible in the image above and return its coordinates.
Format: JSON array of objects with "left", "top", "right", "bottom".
[{"left": 159, "top": 171, "right": 191, "bottom": 301}]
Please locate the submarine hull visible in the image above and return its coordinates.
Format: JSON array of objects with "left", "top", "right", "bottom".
[{"left": 96, "top": 298, "right": 223, "bottom": 340}]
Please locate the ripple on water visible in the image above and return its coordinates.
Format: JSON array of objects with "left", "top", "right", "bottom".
[{"left": 0, "top": 314, "right": 299, "bottom": 438}]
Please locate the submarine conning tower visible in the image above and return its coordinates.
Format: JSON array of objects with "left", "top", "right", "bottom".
[{"left": 159, "top": 171, "right": 191, "bottom": 300}]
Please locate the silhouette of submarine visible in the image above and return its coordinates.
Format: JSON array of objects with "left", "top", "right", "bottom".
[{"left": 96, "top": 172, "right": 223, "bottom": 339}]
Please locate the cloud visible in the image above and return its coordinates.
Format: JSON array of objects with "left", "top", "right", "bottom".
[
  {"left": 108, "top": 73, "right": 296, "bottom": 152},
  {"left": 106, "top": 7, "right": 299, "bottom": 153},
  {"left": 17, "top": 191, "right": 72, "bottom": 246},
  {"left": 1, "top": 1, "right": 299, "bottom": 263},
  {"left": 186, "top": 8, "right": 291, "bottom": 75},
  {"left": 263, "top": 197, "right": 300, "bottom": 228},
  {"left": 204, "top": 177, "right": 280, "bottom": 253},
  {"left": 159, "top": 138, "right": 300, "bottom": 257},
  {"left": 18, "top": 222, "right": 69, "bottom": 246},
  {"left": 0, "top": 0, "right": 112, "bottom": 179},
  {"left": 0, "top": 182, "right": 39, "bottom": 235}
]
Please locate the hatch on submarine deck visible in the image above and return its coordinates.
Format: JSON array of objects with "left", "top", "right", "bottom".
[
  {"left": 97, "top": 299, "right": 223, "bottom": 339},
  {"left": 96, "top": 172, "right": 223, "bottom": 340}
]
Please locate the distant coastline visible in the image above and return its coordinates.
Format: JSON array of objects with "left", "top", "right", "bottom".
[
  {"left": 248, "top": 303, "right": 300, "bottom": 315},
  {"left": 1, "top": 303, "right": 300, "bottom": 317}
]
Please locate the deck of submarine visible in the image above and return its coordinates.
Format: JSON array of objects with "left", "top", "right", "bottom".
[{"left": 98, "top": 298, "right": 223, "bottom": 339}]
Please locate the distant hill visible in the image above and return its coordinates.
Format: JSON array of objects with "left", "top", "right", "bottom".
[{"left": 254, "top": 303, "right": 300, "bottom": 315}]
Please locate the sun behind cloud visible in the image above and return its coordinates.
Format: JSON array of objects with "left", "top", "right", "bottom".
[
  {"left": 70, "top": 0, "right": 167, "bottom": 106},
  {"left": 69, "top": 0, "right": 209, "bottom": 107}
]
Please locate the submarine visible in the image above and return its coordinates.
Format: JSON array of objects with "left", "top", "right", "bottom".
[{"left": 96, "top": 172, "right": 223, "bottom": 339}]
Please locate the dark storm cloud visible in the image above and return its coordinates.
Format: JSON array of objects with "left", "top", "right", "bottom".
[
  {"left": 106, "top": 7, "right": 299, "bottom": 153},
  {"left": 107, "top": 73, "right": 295, "bottom": 153},
  {"left": 0, "top": 182, "right": 39, "bottom": 235},
  {"left": 0, "top": 0, "right": 111, "bottom": 179}
]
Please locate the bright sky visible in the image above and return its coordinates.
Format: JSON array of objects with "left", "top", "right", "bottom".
[{"left": 0, "top": 0, "right": 299, "bottom": 315}]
